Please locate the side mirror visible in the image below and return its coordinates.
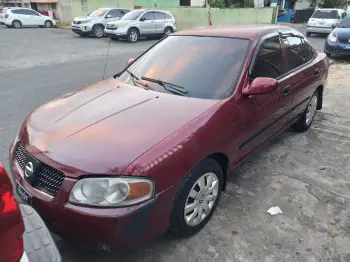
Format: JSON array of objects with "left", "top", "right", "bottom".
[
  {"left": 127, "top": 58, "right": 135, "bottom": 67},
  {"left": 242, "top": 77, "right": 278, "bottom": 96},
  {"left": 106, "top": 14, "right": 112, "bottom": 19},
  {"left": 140, "top": 17, "right": 146, "bottom": 21}
]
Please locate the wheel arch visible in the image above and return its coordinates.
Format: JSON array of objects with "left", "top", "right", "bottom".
[
  {"left": 207, "top": 152, "right": 229, "bottom": 191},
  {"left": 128, "top": 26, "right": 140, "bottom": 35},
  {"left": 93, "top": 23, "right": 105, "bottom": 30}
]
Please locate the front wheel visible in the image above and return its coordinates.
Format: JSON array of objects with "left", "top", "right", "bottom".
[
  {"left": 292, "top": 90, "right": 318, "bottom": 132},
  {"left": 164, "top": 27, "right": 173, "bottom": 36},
  {"left": 127, "top": 29, "right": 139, "bottom": 43},
  {"left": 44, "top": 20, "right": 53, "bottom": 28},
  {"left": 169, "top": 158, "right": 223, "bottom": 237},
  {"left": 92, "top": 25, "right": 104, "bottom": 38}
]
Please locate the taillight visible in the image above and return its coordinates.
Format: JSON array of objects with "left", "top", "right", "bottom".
[
  {"left": 0, "top": 163, "right": 25, "bottom": 262},
  {"left": 5, "top": 14, "right": 9, "bottom": 19}
]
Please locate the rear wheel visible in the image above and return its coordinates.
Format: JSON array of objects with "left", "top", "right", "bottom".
[
  {"left": 164, "top": 27, "right": 173, "bottom": 36},
  {"left": 44, "top": 20, "right": 53, "bottom": 28},
  {"left": 12, "top": 20, "right": 21, "bottom": 29},
  {"left": 92, "top": 24, "right": 104, "bottom": 38},
  {"left": 169, "top": 158, "right": 223, "bottom": 236},
  {"left": 292, "top": 90, "right": 318, "bottom": 132}
]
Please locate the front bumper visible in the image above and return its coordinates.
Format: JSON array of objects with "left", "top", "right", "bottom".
[
  {"left": 104, "top": 27, "right": 128, "bottom": 38},
  {"left": 10, "top": 141, "right": 176, "bottom": 251},
  {"left": 20, "top": 204, "right": 61, "bottom": 261},
  {"left": 71, "top": 23, "right": 93, "bottom": 34},
  {"left": 306, "top": 26, "right": 333, "bottom": 34},
  {"left": 324, "top": 39, "right": 350, "bottom": 56}
]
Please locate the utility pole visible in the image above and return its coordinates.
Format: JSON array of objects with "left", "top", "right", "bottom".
[
  {"left": 206, "top": 0, "right": 212, "bottom": 25},
  {"left": 315, "top": 0, "right": 320, "bottom": 8}
]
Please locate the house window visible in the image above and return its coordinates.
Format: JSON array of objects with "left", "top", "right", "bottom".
[
  {"left": 81, "top": 0, "right": 88, "bottom": 12},
  {"left": 180, "top": 0, "right": 191, "bottom": 6}
]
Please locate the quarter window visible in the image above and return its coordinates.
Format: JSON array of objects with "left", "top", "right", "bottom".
[
  {"left": 283, "top": 36, "right": 313, "bottom": 71},
  {"left": 251, "top": 36, "right": 285, "bottom": 79}
]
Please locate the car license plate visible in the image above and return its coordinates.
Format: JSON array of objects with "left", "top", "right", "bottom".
[{"left": 16, "top": 182, "right": 32, "bottom": 205}]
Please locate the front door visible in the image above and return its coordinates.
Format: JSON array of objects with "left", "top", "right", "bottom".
[
  {"left": 28, "top": 10, "right": 43, "bottom": 26},
  {"left": 138, "top": 12, "right": 156, "bottom": 35},
  {"left": 234, "top": 35, "right": 293, "bottom": 157}
]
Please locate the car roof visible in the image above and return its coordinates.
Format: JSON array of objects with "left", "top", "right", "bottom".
[{"left": 174, "top": 24, "right": 292, "bottom": 40}]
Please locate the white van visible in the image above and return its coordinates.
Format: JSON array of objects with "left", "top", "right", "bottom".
[{"left": 306, "top": 9, "right": 346, "bottom": 36}]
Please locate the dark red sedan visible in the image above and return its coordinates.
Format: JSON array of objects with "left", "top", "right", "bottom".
[{"left": 10, "top": 25, "right": 328, "bottom": 250}]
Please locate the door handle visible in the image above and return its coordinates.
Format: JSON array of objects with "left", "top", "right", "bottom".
[
  {"left": 314, "top": 68, "right": 320, "bottom": 76},
  {"left": 283, "top": 85, "right": 291, "bottom": 96}
]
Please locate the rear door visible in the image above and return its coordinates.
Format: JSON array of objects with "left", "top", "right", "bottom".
[
  {"left": 236, "top": 35, "right": 293, "bottom": 153},
  {"left": 138, "top": 12, "right": 156, "bottom": 35},
  {"left": 282, "top": 33, "right": 321, "bottom": 119},
  {"left": 153, "top": 12, "right": 165, "bottom": 34}
]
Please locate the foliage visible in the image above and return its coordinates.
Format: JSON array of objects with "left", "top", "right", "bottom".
[{"left": 322, "top": 0, "right": 345, "bottom": 8}]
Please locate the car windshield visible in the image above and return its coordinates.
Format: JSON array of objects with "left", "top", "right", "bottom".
[
  {"left": 88, "top": 8, "right": 108, "bottom": 17},
  {"left": 117, "top": 35, "right": 249, "bottom": 99},
  {"left": 338, "top": 16, "right": 350, "bottom": 28},
  {"left": 312, "top": 10, "right": 338, "bottom": 19},
  {"left": 120, "top": 10, "right": 144, "bottom": 20}
]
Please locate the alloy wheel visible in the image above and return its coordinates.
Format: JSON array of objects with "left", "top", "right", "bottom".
[
  {"left": 130, "top": 30, "right": 138, "bottom": 42},
  {"left": 165, "top": 29, "right": 172, "bottom": 35},
  {"left": 44, "top": 21, "right": 52, "bottom": 28},
  {"left": 306, "top": 95, "right": 318, "bottom": 126},
  {"left": 13, "top": 21, "right": 20, "bottom": 28},
  {"left": 184, "top": 172, "right": 219, "bottom": 227}
]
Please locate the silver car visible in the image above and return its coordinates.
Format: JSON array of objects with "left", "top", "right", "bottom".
[
  {"left": 104, "top": 9, "right": 177, "bottom": 43},
  {"left": 306, "top": 8, "right": 347, "bottom": 36},
  {"left": 71, "top": 8, "right": 131, "bottom": 38}
]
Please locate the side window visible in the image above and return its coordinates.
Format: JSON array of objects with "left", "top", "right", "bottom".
[
  {"left": 106, "top": 9, "right": 120, "bottom": 18},
  {"left": 283, "top": 36, "right": 313, "bottom": 71},
  {"left": 120, "top": 9, "right": 129, "bottom": 15},
  {"left": 154, "top": 12, "right": 165, "bottom": 20},
  {"left": 250, "top": 36, "right": 285, "bottom": 80},
  {"left": 141, "top": 12, "right": 154, "bottom": 21},
  {"left": 342, "top": 12, "right": 347, "bottom": 18},
  {"left": 29, "top": 10, "right": 40, "bottom": 16}
]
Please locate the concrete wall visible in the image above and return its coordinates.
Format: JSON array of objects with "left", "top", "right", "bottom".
[
  {"left": 134, "top": 0, "right": 179, "bottom": 8},
  {"left": 191, "top": 0, "right": 204, "bottom": 6},
  {"left": 168, "top": 7, "right": 276, "bottom": 30},
  {"left": 59, "top": 0, "right": 73, "bottom": 22}
]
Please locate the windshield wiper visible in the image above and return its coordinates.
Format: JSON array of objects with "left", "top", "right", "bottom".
[
  {"left": 125, "top": 70, "right": 154, "bottom": 90},
  {"left": 141, "top": 76, "right": 189, "bottom": 96}
]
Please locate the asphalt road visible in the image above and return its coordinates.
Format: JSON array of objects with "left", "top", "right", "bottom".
[{"left": 1, "top": 26, "right": 350, "bottom": 262}]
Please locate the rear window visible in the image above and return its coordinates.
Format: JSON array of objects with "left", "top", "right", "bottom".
[
  {"left": 117, "top": 36, "right": 249, "bottom": 99},
  {"left": 312, "top": 10, "right": 338, "bottom": 19}
]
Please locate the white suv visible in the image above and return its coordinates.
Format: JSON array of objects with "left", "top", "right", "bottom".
[{"left": 4, "top": 8, "right": 56, "bottom": 28}]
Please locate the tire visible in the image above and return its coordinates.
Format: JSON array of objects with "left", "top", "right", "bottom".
[
  {"left": 292, "top": 90, "right": 319, "bottom": 132},
  {"left": 306, "top": 32, "right": 311, "bottom": 37},
  {"left": 110, "top": 36, "right": 119, "bottom": 41},
  {"left": 12, "top": 20, "right": 21, "bottom": 29},
  {"left": 169, "top": 158, "right": 223, "bottom": 237},
  {"left": 164, "top": 27, "right": 173, "bottom": 36},
  {"left": 127, "top": 28, "right": 139, "bottom": 43},
  {"left": 44, "top": 20, "right": 53, "bottom": 28},
  {"left": 92, "top": 24, "right": 104, "bottom": 38},
  {"left": 5, "top": 25, "right": 11, "bottom": 28}
]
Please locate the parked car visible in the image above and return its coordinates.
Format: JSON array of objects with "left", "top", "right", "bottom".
[
  {"left": 306, "top": 8, "right": 346, "bottom": 36},
  {"left": 3, "top": 7, "right": 56, "bottom": 28},
  {"left": 71, "top": 7, "right": 131, "bottom": 38},
  {"left": 324, "top": 14, "right": 350, "bottom": 57},
  {"left": 10, "top": 25, "right": 328, "bottom": 251},
  {"left": 0, "top": 162, "right": 61, "bottom": 261},
  {"left": 104, "top": 9, "right": 176, "bottom": 42}
]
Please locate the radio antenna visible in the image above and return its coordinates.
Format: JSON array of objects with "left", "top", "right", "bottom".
[{"left": 102, "top": 0, "right": 120, "bottom": 80}]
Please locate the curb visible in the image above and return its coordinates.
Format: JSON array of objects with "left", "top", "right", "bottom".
[{"left": 55, "top": 23, "right": 71, "bottom": 29}]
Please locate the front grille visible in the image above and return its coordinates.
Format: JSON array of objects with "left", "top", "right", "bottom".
[
  {"left": 15, "top": 142, "right": 65, "bottom": 196},
  {"left": 338, "top": 38, "right": 350, "bottom": 44},
  {"left": 106, "top": 25, "right": 117, "bottom": 30}
]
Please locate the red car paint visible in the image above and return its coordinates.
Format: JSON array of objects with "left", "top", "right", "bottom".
[
  {"left": 0, "top": 162, "right": 25, "bottom": 262},
  {"left": 10, "top": 25, "right": 328, "bottom": 250}
]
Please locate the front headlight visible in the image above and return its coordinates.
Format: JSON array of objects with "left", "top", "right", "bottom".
[
  {"left": 69, "top": 177, "right": 155, "bottom": 207},
  {"left": 80, "top": 20, "right": 91, "bottom": 24},
  {"left": 327, "top": 34, "right": 337, "bottom": 42}
]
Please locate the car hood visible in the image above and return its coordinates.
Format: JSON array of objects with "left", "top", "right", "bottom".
[
  {"left": 332, "top": 28, "right": 350, "bottom": 38},
  {"left": 107, "top": 20, "right": 132, "bottom": 27},
  {"left": 73, "top": 16, "right": 96, "bottom": 22},
  {"left": 21, "top": 78, "right": 218, "bottom": 177}
]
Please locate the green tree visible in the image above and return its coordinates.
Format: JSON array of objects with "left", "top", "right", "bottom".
[{"left": 323, "top": 0, "right": 345, "bottom": 8}]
